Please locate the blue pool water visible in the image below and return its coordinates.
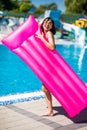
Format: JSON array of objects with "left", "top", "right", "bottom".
[
  {"left": 0, "top": 42, "right": 87, "bottom": 104},
  {"left": 0, "top": 45, "right": 42, "bottom": 96}
]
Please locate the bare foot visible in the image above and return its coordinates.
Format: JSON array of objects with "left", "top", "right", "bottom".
[{"left": 41, "top": 112, "right": 54, "bottom": 117}]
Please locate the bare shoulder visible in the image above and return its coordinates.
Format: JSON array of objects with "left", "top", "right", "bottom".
[
  {"left": 47, "top": 31, "right": 53, "bottom": 35},
  {"left": 46, "top": 31, "right": 54, "bottom": 38}
]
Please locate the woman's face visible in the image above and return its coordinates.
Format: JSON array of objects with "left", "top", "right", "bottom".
[{"left": 43, "top": 19, "right": 53, "bottom": 31}]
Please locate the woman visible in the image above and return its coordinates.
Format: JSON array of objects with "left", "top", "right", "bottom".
[{"left": 37, "top": 17, "right": 56, "bottom": 116}]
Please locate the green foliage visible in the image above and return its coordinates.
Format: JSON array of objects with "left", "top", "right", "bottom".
[
  {"left": 34, "top": 3, "right": 58, "bottom": 15},
  {"left": 39, "top": 2, "right": 57, "bottom": 10},
  {"left": 47, "top": 3, "right": 58, "bottom": 10},
  {"left": 19, "top": 2, "right": 32, "bottom": 12},
  {"left": 0, "top": 0, "right": 58, "bottom": 17},
  {"left": 0, "top": 0, "right": 17, "bottom": 10},
  {"left": 64, "top": 0, "right": 87, "bottom": 14},
  {"left": 34, "top": 8, "right": 44, "bottom": 15}
]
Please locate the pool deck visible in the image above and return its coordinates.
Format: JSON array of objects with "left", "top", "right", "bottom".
[{"left": 0, "top": 97, "right": 87, "bottom": 130}]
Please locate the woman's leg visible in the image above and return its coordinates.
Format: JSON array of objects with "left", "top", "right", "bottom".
[{"left": 42, "top": 84, "right": 54, "bottom": 116}]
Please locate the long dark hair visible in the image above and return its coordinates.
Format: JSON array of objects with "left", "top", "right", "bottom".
[{"left": 41, "top": 17, "right": 56, "bottom": 35}]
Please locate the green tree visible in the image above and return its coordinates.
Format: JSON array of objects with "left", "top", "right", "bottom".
[
  {"left": 0, "top": 0, "right": 18, "bottom": 10},
  {"left": 18, "top": 0, "right": 35, "bottom": 13},
  {"left": 34, "top": 3, "right": 58, "bottom": 15},
  {"left": 18, "top": 0, "right": 31, "bottom": 4},
  {"left": 48, "top": 3, "right": 58, "bottom": 10},
  {"left": 64, "top": 0, "right": 87, "bottom": 14},
  {"left": 19, "top": 2, "right": 32, "bottom": 12}
]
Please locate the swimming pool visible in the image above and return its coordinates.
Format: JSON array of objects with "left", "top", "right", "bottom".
[{"left": 0, "top": 41, "right": 87, "bottom": 105}]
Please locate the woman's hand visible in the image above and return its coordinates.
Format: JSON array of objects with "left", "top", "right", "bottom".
[{"left": 36, "top": 32, "right": 44, "bottom": 41}]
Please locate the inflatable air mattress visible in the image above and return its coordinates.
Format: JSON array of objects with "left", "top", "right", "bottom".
[{"left": 1, "top": 15, "right": 87, "bottom": 118}]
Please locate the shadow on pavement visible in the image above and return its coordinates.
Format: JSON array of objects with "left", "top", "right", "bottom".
[{"left": 53, "top": 106, "right": 87, "bottom": 123}]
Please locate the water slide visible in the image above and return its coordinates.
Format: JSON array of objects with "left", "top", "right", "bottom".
[
  {"left": 62, "top": 22, "right": 86, "bottom": 43},
  {"left": 43, "top": 10, "right": 86, "bottom": 45}
]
